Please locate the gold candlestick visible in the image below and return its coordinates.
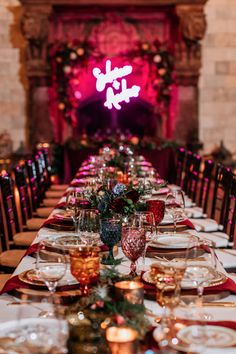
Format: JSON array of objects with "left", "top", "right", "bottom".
[
  {"left": 114, "top": 281, "right": 144, "bottom": 304},
  {"left": 106, "top": 326, "right": 138, "bottom": 354}
]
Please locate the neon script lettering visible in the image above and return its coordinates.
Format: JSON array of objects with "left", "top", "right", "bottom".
[{"left": 93, "top": 60, "right": 141, "bottom": 110}]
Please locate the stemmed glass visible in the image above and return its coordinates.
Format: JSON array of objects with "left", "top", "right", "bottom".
[
  {"left": 77, "top": 209, "right": 100, "bottom": 245},
  {"left": 66, "top": 190, "right": 81, "bottom": 233},
  {"left": 36, "top": 241, "right": 67, "bottom": 317},
  {"left": 131, "top": 211, "right": 156, "bottom": 270},
  {"left": 69, "top": 246, "right": 100, "bottom": 296},
  {"left": 165, "top": 190, "right": 185, "bottom": 233},
  {"left": 146, "top": 199, "right": 165, "bottom": 234},
  {"left": 100, "top": 218, "right": 122, "bottom": 264},
  {"left": 184, "top": 239, "right": 217, "bottom": 309},
  {"left": 121, "top": 227, "right": 146, "bottom": 276}
]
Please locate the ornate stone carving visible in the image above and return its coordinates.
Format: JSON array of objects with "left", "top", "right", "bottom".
[
  {"left": 21, "top": 8, "right": 51, "bottom": 78},
  {"left": 175, "top": 5, "right": 206, "bottom": 85}
]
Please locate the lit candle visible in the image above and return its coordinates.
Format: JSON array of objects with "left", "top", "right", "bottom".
[
  {"left": 106, "top": 326, "right": 138, "bottom": 354},
  {"left": 115, "top": 281, "right": 144, "bottom": 304}
]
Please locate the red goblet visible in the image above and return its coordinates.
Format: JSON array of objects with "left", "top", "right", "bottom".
[
  {"left": 146, "top": 199, "right": 165, "bottom": 232},
  {"left": 121, "top": 227, "right": 146, "bottom": 276}
]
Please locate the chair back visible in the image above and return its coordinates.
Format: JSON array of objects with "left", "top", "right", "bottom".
[
  {"left": 186, "top": 154, "right": 202, "bottom": 202},
  {"left": 225, "top": 178, "right": 236, "bottom": 243},
  {"left": 198, "top": 159, "right": 215, "bottom": 214},
  {"left": 26, "top": 159, "right": 40, "bottom": 211},
  {"left": 0, "top": 174, "right": 20, "bottom": 241},
  {"left": 175, "top": 147, "right": 186, "bottom": 187},
  {"left": 211, "top": 164, "right": 233, "bottom": 226},
  {"left": 14, "top": 165, "right": 33, "bottom": 225},
  {"left": 0, "top": 197, "right": 10, "bottom": 252}
]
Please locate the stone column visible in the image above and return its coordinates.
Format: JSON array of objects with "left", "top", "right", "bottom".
[
  {"left": 21, "top": 5, "right": 53, "bottom": 147},
  {"left": 174, "top": 4, "right": 207, "bottom": 146}
]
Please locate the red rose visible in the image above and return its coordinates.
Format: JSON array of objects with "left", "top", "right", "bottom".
[
  {"left": 125, "top": 190, "right": 139, "bottom": 203},
  {"left": 111, "top": 197, "right": 126, "bottom": 213}
]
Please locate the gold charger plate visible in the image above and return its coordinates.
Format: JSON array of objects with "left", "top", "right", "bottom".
[
  {"left": 142, "top": 268, "right": 227, "bottom": 289},
  {"left": 18, "top": 269, "right": 79, "bottom": 288},
  {"left": 46, "top": 222, "right": 74, "bottom": 231}
]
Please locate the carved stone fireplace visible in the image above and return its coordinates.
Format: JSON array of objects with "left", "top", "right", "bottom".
[{"left": 19, "top": 0, "right": 208, "bottom": 147}]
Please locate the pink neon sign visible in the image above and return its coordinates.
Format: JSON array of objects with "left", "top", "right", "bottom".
[{"left": 93, "top": 60, "right": 141, "bottom": 110}]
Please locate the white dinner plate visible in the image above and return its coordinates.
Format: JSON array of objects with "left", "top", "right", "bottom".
[
  {"left": 160, "top": 214, "right": 173, "bottom": 225},
  {"left": 149, "top": 234, "right": 198, "bottom": 249},
  {"left": 177, "top": 325, "right": 236, "bottom": 348},
  {"left": 0, "top": 318, "right": 68, "bottom": 351}
]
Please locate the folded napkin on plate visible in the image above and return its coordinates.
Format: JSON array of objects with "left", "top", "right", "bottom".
[
  {"left": 185, "top": 207, "right": 204, "bottom": 219},
  {"left": 42, "top": 217, "right": 73, "bottom": 228},
  {"left": 55, "top": 202, "right": 66, "bottom": 209},
  {"left": 190, "top": 218, "right": 222, "bottom": 232}
]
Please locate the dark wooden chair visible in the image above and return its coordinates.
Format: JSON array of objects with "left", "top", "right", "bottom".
[
  {"left": 211, "top": 164, "right": 233, "bottom": 227},
  {"left": 175, "top": 147, "right": 186, "bottom": 187},
  {"left": 186, "top": 153, "right": 202, "bottom": 202},
  {"left": 0, "top": 194, "right": 25, "bottom": 272},
  {"left": 14, "top": 165, "right": 33, "bottom": 225},
  {"left": 198, "top": 159, "right": 215, "bottom": 214},
  {"left": 0, "top": 173, "right": 42, "bottom": 237},
  {"left": 224, "top": 177, "right": 236, "bottom": 244},
  {"left": 26, "top": 159, "right": 41, "bottom": 212}
]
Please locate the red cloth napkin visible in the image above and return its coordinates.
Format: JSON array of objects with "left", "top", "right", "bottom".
[
  {"left": 180, "top": 219, "right": 195, "bottom": 229},
  {"left": 42, "top": 217, "right": 73, "bottom": 228},
  {"left": 55, "top": 202, "right": 66, "bottom": 209},
  {"left": 0, "top": 274, "right": 81, "bottom": 295}
]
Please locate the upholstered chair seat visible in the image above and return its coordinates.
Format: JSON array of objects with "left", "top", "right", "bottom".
[
  {"left": 13, "top": 231, "right": 37, "bottom": 247},
  {"left": 36, "top": 207, "right": 53, "bottom": 218},
  {"left": 43, "top": 198, "right": 60, "bottom": 207},
  {"left": 49, "top": 184, "right": 68, "bottom": 191},
  {"left": 0, "top": 249, "right": 25, "bottom": 268},
  {"left": 0, "top": 274, "right": 11, "bottom": 292},
  {"left": 26, "top": 218, "right": 46, "bottom": 230},
  {"left": 45, "top": 190, "right": 64, "bottom": 199}
]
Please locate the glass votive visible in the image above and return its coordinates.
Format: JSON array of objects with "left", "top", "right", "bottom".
[
  {"left": 114, "top": 281, "right": 144, "bottom": 304},
  {"left": 106, "top": 326, "right": 138, "bottom": 354}
]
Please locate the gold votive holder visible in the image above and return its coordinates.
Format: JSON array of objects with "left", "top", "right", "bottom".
[
  {"left": 106, "top": 326, "right": 138, "bottom": 354},
  {"left": 114, "top": 281, "right": 144, "bottom": 304}
]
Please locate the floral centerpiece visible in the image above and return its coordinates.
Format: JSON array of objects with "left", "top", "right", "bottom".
[{"left": 87, "top": 182, "right": 142, "bottom": 218}]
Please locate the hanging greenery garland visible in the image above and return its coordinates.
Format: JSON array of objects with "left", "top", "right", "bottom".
[{"left": 50, "top": 39, "right": 174, "bottom": 126}]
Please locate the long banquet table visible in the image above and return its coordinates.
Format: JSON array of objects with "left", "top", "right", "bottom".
[{"left": 1, "top": 154, "right": 236, "bottom": 353}]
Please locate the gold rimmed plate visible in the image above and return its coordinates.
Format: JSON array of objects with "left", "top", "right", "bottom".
[
  {"left": 142, "top": 267, "right": 227, "bottom": 290},
  {"left": 18, "top": 269, "right": 78, "bottom": 288}
]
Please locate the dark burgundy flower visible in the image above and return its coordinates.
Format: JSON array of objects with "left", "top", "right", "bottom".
[
  {"left": 125, "top": 189, "right": 139, "bottom": 203},
  {"left": 111, "top": 197, "right": 126, "bottom": 214}
]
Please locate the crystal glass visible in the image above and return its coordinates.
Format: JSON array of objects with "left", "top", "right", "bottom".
[
  {"left": 184, "top": 239, "right": 217, "bottom": 311},
  {"left": 36, "top": 241, "right": 67, "bottom": 317},
  {"left": 69, "top": 245, "right": 100, "bottom": 295},
  {"left": 121, "top": 227, "right": 146, "bottom": 276},
  {"left": 146, "top": 199, "right": 165, "bottom": 232},
  {"left": 165, "top": 190, "right": 185, "bottom": 233},
  {"left": 66, "top": 190, "right": 81, "bottom": 233},
  {"left": 131, "top": 211, "right": 156, "bottom": 271},
  {"left": 77, "top": 209, "right": 100, "bottom": 245},
  {"left": 100, "top": 218, "right": 122, "bottom": 264}
]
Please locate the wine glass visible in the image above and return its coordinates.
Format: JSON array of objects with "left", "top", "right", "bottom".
[
  {"left": 69, "top": 245, "right": 100, "bottom": 296},
  {"left": 121, "top": 227, "right": 146, "bottom": 276},
  {"left": 184, "top": 239, "right": 217, "bottom": 309},
  {"left": 36, "top": 241, "right": 67, "bottom": 317},
  {"left": 131, "top": 211, "right": 156, "bottom": 270},
  {"left": 146, "top": 199, "right": 165, "bottom": 234},
  {"left": 66, "top": 190, "right": 81, "bottom": 233},
  {"left": 165, "top": 190, "right": 185, "bottom": 234},
  {"left": 100, "top": 218, "right": 122, "bottom": 265},
  {"left": 77, "top": 209, "right": 100, "bottom": 245}
]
